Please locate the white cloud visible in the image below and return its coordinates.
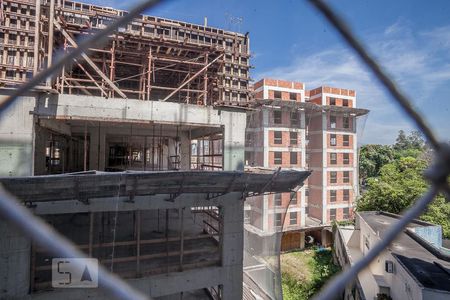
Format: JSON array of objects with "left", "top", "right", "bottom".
[{"left": 254, "top": 20, "right": 450, "bottom": 144}]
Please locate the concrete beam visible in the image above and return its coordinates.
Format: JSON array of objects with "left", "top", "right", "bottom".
[{"left": 32, "top": 192, "right": 243, "bottom": 215}]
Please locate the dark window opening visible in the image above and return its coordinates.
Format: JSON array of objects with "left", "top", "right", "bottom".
[
  {"left": 273, "top": 110, "right": 282, "bottom": 124},
  {"left": 330, "top": 171, "right": 337, "bottom": 184},
  {"left": 274, "top": 151, "right": 282, "bottom": 165},
  {"left": 330, "top": 209, "right": 337, "bottom": 221},
  {"left": 274, "top": 131, "right": 282, "bottom": 144},
  {"left": 343, "top": 171, "right": 350, "bottom": 183},
  {"left": 290, "top": 132, "right": 298, "bottom": 145},
  {"left": 274, "top": 90, "right": 282, "bottom": 99},
  {"left": 290, "top": 152, "right": 298, "bottom": 165},
  {"left": 330, "top": 190, "right": 337, "bottom": 202},
  {"left": 330, "top": 153, "right": 337, "bottom": 165},
  {"left": 290, "top": 92, "right": 297, "bottom": 101}
]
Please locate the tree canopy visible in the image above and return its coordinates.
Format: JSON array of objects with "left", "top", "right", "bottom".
[{"left": 357, "top": 131, "right": 450, "bottom": 238}]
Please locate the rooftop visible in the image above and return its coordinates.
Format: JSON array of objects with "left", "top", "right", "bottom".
[{"left": 359, "top": 211, "right": 450, "bottom": 292}]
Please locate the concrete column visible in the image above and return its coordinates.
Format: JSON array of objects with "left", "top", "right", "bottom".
[
  {"left": 0, "top": 219, "right": 31, "bottom": 297},
  {"left": 0, "top": 93, "right": 36, "bottom": 176},
  {"left": 220, "top": 192, "right": 244, "bottom": 299},
  {"left": 88, "top": 126, "right": 99, "bottom": 170},
  {"left": 98, "top": 125, "right": 106, "bottom": 171},
  {"left": 179, "top": 131, "right": 190, "bottom": 170},
  {"left": 222, "top": 111, "right": 246, "bottom": 171}
]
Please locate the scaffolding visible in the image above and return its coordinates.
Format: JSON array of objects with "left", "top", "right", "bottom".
[{"left": 0, "top": 0, "right": 251, "bottom": 105}]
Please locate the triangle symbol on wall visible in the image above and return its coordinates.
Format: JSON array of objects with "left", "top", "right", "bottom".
[{"left": 80, "top": 265, "right": 92, "bottom": 282}]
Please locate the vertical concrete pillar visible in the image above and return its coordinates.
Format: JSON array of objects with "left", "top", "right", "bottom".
[
  {"left": 220, "top": 192, "right": 243, "bottom": 299},
  {"left": 221, "top": 111, "right": 246, "bottom": 171},
  {"left": 299, "top": 231, "right": 305, "bottom": 250},
  {"left": 98, "top": 125, "right": 107, "bottom": 171},
  {"left": 0, "top": 94, "right": 36, "bottom": 176},
  {"left": 179, "top": 132, "right": 190, "bottom": 170},
  {"left": 0, "top": 220, "right": 31, "bottom": 297},
  {"left": 88, "top": 125, "right": 106, "bottom": 171}
]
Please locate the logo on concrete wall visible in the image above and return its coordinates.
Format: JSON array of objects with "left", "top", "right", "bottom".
[{"left": 52, "top": 258, "right": 98, "bottom": 288}]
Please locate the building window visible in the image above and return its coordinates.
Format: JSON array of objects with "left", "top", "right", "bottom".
[
  {"left": 290, "top": 131, "right": 298, "bottom": 145},
  {"left": 343, "top": 135, "right": 350, "bottom": 147},
  {"left": 290, "top": 152, "right": 298, "bottom": 165},
  {"left": 343, "top": 171, "right": 350, "bottom": 183},
  {"left": 343, "top": 189, "right": 350, "bottom": 201},
  {"left": 274, "top": 131, "right": 282, "bottom": 144},
  {"left": 273, "top": 110, "right": 282, "bottom": 124},
  {"left": 275, "top": 213, "right": 282, "bottom": 227},
  {"left": 6, "top": 70, "right": 14, "bottom": 79},
  {"left": 330, "top": 116, "right": 336, "bottom": 129},
  {"left": 274, "top": 90, "right": 282, "bottom": 99},
  {"left": 274, "top": 193, "right": 282, "bottom": 206},
  {"left": 305, "top": 188, "right": 309, "bottom": 200},
  {"left": 290, "top": 92, "right": 297, "bottom": 101},
  {"left": 274, "top": 152, "right": 282, "bottom": 165},
  {"left": 305, "top": 206, "right": 309, "bottom": 215},
  {"left": 290, "top": 191, "right": 297, "bottom": 204},
  {"left": 330, "top": 153, "right": 337, "bottom": 165},
  {"left": 330, "top": 134, "right": 336, "bottom": 146},
  {"left": 330, "top": 209, "right": 337, "bottom": 221},
  {"left": 290, "top": 111, "right": 299, "bottom": 125},
  {"left": 330, "top": 97, "right": 336, "bottom": 105},
  {"left": 330, "top": 190, "right": 337, "bottom": 202},
  {"left": 290, "top": 212, "right": 297, "bottom": 225},
  {"left": 343, "top": 99, "right": 349, "bottom": 107},
  {"left": 343, "top": 153, "right": 350, "bottom": 165},
  {"left": 343, "top": 116, "right": 350, "bottom": 129},
  {"left": 343, "top": 208, "right": 349, "bottom": 219},
  {"left": 330, "top": 171, "right": 337, "bottom": 184}
]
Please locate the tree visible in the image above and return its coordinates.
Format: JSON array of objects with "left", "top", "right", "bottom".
[
  {"left": 359, "top": 144, "right": 394, "bottom": 184},
  {"left": 356, "top": 156, "right": 450, "bottom": 237},
  {"left": 393, "top": 130, "right": 425, "bottom": 158}
]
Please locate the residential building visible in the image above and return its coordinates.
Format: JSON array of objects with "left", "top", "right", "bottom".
[
  {"left": 245, "top": 79, "right": 368, "bottom": 250},
  {"left": 334, "top": 211, "right": 450, "bottom": 300}
]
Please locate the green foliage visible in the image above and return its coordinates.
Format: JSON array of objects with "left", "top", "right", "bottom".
[
  {"left": 358, "top": 130, "right": 450, "bottom": 238},
  {"left": 357, "top": 156, "right": 427, "bottom": 213},
  {"left": 359, "top": 144, "right": 395, "bottom": 182},
  {"left": 394, "top": 130, "right": 425, "bottom": 152},
  {"left": 281, "top": 249, "right": 340, "bottom": 300},
  {"left": 421, "top": 196, "right": 450, "bottom": 238}
]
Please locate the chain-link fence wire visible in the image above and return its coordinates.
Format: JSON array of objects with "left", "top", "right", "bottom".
[
  {"left": 307, "top": 0, "right": 450, "bottom": 299},
  {"left": 0, "top": 0, "right": 449, "bottom": 299},
  {"left": 0, "top": 1, "right": 164, "bottom": 299}
]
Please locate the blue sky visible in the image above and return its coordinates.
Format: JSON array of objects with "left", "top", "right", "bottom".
[{"left": 86, "top": 0, "right": 450, "bottom": 144}]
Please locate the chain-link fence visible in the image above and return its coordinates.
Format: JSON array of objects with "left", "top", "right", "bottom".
[
  {"left": 308, "top": 0, "right": 450, "bottom": 299},
  {"left": 0, "top": 0, "right": 449, "bottom": 299}
]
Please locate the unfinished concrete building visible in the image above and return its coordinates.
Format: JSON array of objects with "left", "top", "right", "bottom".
[
  {"left": 245, "top": 79, "right": 369, "bottom": 251},
  {"left": 0, "top": 0, "right": 290, "bottom": 299},
  {"left": 0, "top": 0, "right": 252, "bottom": 178},
  {"left": 0, "top": 169, "right": 310, "bottom": 299}
]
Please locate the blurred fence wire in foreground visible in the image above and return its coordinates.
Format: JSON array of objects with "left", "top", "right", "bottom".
[{"left": 308, "top": 0, "right": 450, "bottom": 299}]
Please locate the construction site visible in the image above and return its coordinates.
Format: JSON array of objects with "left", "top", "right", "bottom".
[
  {"left": 0, "top": 0, "right": 307, "bottom": 299},
  {"left": 0, "top": 0, "right": 369, "bottom": 299}
]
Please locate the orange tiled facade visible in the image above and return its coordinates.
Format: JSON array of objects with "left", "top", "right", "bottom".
[{"left": 245, "top": 78, "right": 365, "bottom": 232}]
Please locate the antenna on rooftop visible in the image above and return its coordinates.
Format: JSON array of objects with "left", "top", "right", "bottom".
[{"left": 225, "top": 13, "right": 243, "bottom": 32}]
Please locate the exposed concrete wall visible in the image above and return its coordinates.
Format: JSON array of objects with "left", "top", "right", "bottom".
[
  {"left": 0, "top": 219, "right": 31, "bottom": 298},
  {"left": 2, "top": 192, "right": 244, "bottom": 300},
  {"left": 36, "top": 95, "right": 246, "bottom": 171},
  {"left": 0, "top": 92, "right": 36, "bottom": 176}
]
